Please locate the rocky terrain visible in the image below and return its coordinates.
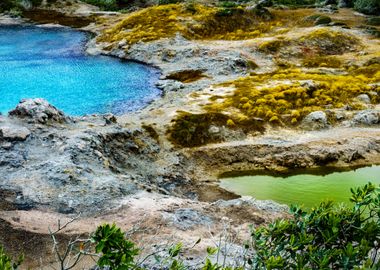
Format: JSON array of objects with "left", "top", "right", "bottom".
[{"left": 1, "top": 0, "right": 380, "bottom": 268}]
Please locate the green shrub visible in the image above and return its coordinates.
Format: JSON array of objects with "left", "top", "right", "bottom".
[
  {"left": 354, "top": 0, "right": 380, "bottom": 15},
  {"left": 249, "top": 182, "right": 380, "bottom": 269},
  {"left": 0, "top": 245, "right": 23, "bottom": 270},
  {"left": 92, "top": 223, "right": 139, "bottom": 269}
]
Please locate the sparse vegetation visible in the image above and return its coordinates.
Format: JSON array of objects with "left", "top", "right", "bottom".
[
  {"left": 0, "top": 246, "right": 23, "bottom": 270},
  {"left": 167, "top": 111, "right": 264, "bottom": 147}
]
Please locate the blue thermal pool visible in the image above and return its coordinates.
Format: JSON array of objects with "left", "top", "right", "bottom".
[{"left": 0, "top": 25, "right": 160, "bottom": 115}]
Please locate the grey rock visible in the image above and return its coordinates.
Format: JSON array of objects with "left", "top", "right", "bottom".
[
  {"left": 171, "top": 208, "right": 212, "bottom": 230},
  {"left": 0, "top": 125, "right": 31, "bottom": 141},
  {"left": 9, "top": 98, "right": 68, "bottom": 124},
  {"left": 351, "top": 110, "right": 380, "bottom": 126},
  {"left": 301, "top": 111, "right": 329, "bottom": 130},
  {"left": 214, "top": 197, "right": 288, "bottom": 213},
  {"left": 208, "top": 125, "right": 220, "bottom": 135},
  {"left": 155, "top": 80, "right": 184, "bottom": 92},
  {"left": 356, "top": 94, "right": 371, "bottom": 104}
]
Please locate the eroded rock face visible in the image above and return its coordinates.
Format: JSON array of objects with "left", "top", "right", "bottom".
[
  {"left": 301, "top": 111, "right": 329, "bottom": 130},
  {"left": 0, "top": 101, "right": 195, "bottom": 214},
  {"left": 9, "top": 98, "right": 69, "bottom": 124}
]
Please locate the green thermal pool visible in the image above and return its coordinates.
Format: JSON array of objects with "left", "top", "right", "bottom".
[{"left": 220, "top": 166, "right": 380, "bottom": 208}]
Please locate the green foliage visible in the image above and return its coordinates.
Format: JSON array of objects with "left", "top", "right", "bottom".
[
  {"left": 0, "top": 245, "right": 23, "bottom": 270},
  {"left": 0, "top": 0, "right": 19, "bottom": 12},
  {"left": 354, "top": 0, "right": 380, "bottom": 15},
  {"left": 249, "top": 183, "right": 380, "bottom": 269},
  {"left": 83, "top": 0, "right": 132, "bottom": 10},
  {"left": 83, "top": 0, "right": 118, "bottom": 10},
  {"left": 92, "top": 223, "right": 139, "bottom": 269}
]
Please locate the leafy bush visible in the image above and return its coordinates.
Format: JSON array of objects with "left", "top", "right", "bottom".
[
  {"left": 0, "top": 0, "right": 19, "bottom": 12},
  {"left": 354, "top": 0, "right": 380, "bottom": 15},
  {"left": 92, "top": 223, "right": 139, "bottom": 269},
  {"left": 83, "top": 0, "right": 118, "bottom": 10},
  {"left": 249, "top": 183, "right": 380, "bottom": 269},
  {"left": 0, "top": 246, "right": 23, "bottom": 270}
]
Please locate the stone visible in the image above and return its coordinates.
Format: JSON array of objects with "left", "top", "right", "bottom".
[
  {"left": 301, "top": 111, "right": 329, "bottom": 130},
  {"left": 0, "top": 125, "right": 31, "bottom": 141},
  {"left": 351, "top": 110, "right": 380, "bottom": 126},
  {"left": 9, "top": 98, "right": 68, "bottom": 124},
  {"left": 208, "top": 125, "right": 220, "bottom": 135},
  {"left": 155, "top": 80, "right": 184, "bottom": 92},
  {"left": 171, "top": 208, "right": 212, "bottom": 230},
  {"left": 356, "top": 94, "right": 371, "bottom": 104}
]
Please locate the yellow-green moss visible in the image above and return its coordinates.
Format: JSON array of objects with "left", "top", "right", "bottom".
[
  {"left": 206, "top": 68, "right": 380, "bottom": 126},
  {"left": 298, "top": 28, "right": 360, "bottom": 55},
  {"left": 259, "top": 28, "right": 360, "bottom": 58},
  {"left": 302, "top": 56, "right": 342, "bottom": 68},
  {"left": 98, "top": 4, "right": 291, "bottom": 45}
]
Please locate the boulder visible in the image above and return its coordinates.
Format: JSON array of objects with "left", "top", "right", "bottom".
[
  {"left": 356, "top": 94, "right": 371, "bottom": 104},
  {"left": 9, "top": 98, "right": 68, "bottom": 124},
  {"left": 0, "top": 125, "right": 31, "bottom": 142},
  {"left": 301, "top": 111, "right": 329, "bottom": 130},
  {"left": 351, "top": 110, "right": 380, "bottom": 126}
]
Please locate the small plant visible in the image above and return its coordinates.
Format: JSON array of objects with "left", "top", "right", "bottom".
[
  {"left": 0, "top": 245, "right": 23, "bottom": 270},
  {"left": 92, "top": 223, "right": 139, "bottom": 269}
]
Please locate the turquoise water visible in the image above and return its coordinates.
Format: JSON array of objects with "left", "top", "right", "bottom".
[
  {"left": 220, "top": 166, "right": 380, "bottom": 208},
  {"left": 0, "top": 25, "right": 160, "bottom": 115}
]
